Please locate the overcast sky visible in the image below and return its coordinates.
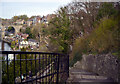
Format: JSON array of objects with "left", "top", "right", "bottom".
[
  {"left": 0, "top": 0, "right": 72, "bottom": 19},
  {"left": 0, "top": 0, "right": 119, "bottom": 19}
]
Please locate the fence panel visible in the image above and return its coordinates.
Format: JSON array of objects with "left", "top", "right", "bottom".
[{"left": 0, "top": 51, "right": 69, "bottom": 84}]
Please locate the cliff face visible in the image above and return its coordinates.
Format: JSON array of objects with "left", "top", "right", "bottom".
[{"left": 74, "top": 53, "right": 120, "bottom": 82}]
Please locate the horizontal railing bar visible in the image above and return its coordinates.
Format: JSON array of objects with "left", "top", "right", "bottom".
[
  {"left": 0, "top": 51, "right": 65, "bottom": 55},
  {"left": 22, "top": 72, "right": 58, "bottom": 83},
  {"left": 0, "top": 58, "right": 57, "bottom": 62},
  {"left": 21, "top": 70, "right": 68, "bottom": 83}
]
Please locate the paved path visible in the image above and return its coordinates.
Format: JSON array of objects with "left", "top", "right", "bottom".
[{"left": 67, "top": 68, "right": 116, "bottom": 84}]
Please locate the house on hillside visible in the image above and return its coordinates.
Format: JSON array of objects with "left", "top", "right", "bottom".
[
  {"left": 36, "top": 16, "right": 41, "bottom": 23},
  {"left": 19, "top": 40, "right": 29, "bottom": 49},
  {"left": 46, "top": 14, "right": 56, "bottom": 22},
  {"left": 28, "top": 39, "right": 39, "bottom": 47},
  {"left": 41, "top": 16, "right": 48, "bottom": 24},
  {"left": 16, "top": 33, "right": 29, "bottom": 40},
  {"left": 21, "top": 34, "right": 29, "bottom": 40},
  {"left": 15, "top": 19, "right": 25, "bottom": 25},
  {"left": 32, "top": 16, "right": 40, "bottom": 25},
  {"left": 27, "top": 16, "right": 41, "bottom": 26},
  {"left": 27, "top": 19, "right": 33, "bottom": 26}
]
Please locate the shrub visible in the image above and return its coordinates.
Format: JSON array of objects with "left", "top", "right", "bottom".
[
  {"left": 70, "top": 16, "right": 120, "bottom": 66},
  {"left": 89, "top": 17, "right": 119, "bottom": 53},
  {"left": 70, "top": 37, "right": 89, "bottom": 67},
  {"left": 70, "top": 52, "right": 82, "bottom": 67}
]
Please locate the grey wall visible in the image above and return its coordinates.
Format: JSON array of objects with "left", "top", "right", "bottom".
[{"left": 74, "top": 53, "right": 120, "bottom": 82}]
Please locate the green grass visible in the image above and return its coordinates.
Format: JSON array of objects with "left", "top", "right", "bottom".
[
  {"left": 69, "top": 53, "right": 82, "bottom": 67},
  {"left": 112, "top": 51, "right": 120, "bottom": 59}
]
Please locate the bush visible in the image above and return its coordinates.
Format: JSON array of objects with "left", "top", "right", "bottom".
[
  {"left": 70, "top": 37, "right": 89, "bottom": 67},
  {"left": 70, "top": 52, "right": 82, "bottom": 67},
  {"left": 89, "top": 17, "right": 119, "bottom": 53},
  {"left": 70, "top": 16, "right": 120, "bottom": 66}
]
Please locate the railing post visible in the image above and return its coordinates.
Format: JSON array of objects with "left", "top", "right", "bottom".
[
  {"left": 56, "top": 55, "right": 59, "bottom": 83},
  {"left": 20, "top": 54, "right": 22, "bottom": 83},
  {"left": 14, "top": 54, "right": 15, "bottom": 84},
  {"left": 7, "top": 54, "right": 9, "bottom": 84},
  {"left": 67, "top": 54, "right": 69, "bottom": 77},
  {"left": 25, "top": 54, "right": 27, "bottom": 81},
  {"left": 35, "top": 54, "right": 37, "bottom": 84}
]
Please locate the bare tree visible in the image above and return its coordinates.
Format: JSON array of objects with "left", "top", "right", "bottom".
[{"left": 67, "top": 1, "right": 102, "bottom": 39}]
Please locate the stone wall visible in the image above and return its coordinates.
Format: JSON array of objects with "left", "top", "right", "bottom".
[{"left": 74, "top": 53, "right": 120, "bottom": 82}]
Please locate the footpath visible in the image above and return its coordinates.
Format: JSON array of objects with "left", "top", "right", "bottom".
[{"left": 67, "top": 66, "right": 117, "bottom": 84}]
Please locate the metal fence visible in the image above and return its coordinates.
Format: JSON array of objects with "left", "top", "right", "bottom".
[{"left": 0, "top": 51, "right": 69, "bottom": 84}]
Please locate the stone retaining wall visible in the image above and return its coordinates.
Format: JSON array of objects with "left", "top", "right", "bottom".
[{"left": 74, "top": 53, "right": 120, "bottom": 82}]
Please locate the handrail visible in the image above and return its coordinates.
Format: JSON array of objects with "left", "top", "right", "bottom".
[
  {"left": 0, "top": 51, "right": 69, "bottom": 84},
  {"left": 0, "top": 51, "right": 65, "bottom": 55}
]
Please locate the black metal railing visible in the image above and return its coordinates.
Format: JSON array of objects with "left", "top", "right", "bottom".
[{"left": 0, "top": 51, "right": 69, "bottom": 84}]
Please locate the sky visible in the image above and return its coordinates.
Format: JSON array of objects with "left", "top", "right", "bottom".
[
  {"left": 0, "top": 0, "right": 119, "bottom": 19},
  {"left": 0, "top": 0, "right": 72, "bottom": 19}
]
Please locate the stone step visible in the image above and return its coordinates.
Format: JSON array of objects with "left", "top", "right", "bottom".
[
  {"left": 69, "top": 68, "right": 85, "bottom": 72},
  {"left": 67, "top": 77, "right": 73, "bottom": 82},
  {"left": 70, "top": 68, "right": 98, "bottom": 75},
  {"left": 75, "top": 75, "right": 108, "bottom": 80},
  {"left": 68, "top": 68, "right": 115, "bottom": 83},
  {"left": 72, "top": 78, "right": 114, "bottom": 82},
  {"left": 70, "top": 71, "right": 98, "bottom": 76}
]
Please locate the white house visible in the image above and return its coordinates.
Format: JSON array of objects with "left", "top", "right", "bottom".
[
  {"left": 19, "top": 40, "right": 29, "bottom": 49},
  {"left": 20, "top": 41, "right": 28, "bottom": 45},
  {"left": 16, "top": 19, "right": 25, "bottom": 25},
  {"left": 28, "top": 39, "right": 39, "bottom": 46}
]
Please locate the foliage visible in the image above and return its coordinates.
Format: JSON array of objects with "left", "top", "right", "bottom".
[
  {"left": 47, "top": 6, "right": 72, "bottom": 53},
  {"left": 30, "top": 23, "right": 48, "bottom": 40},
  {"left": 2, "top": 47, "right": 50, "bottom": 84},
  {"left": 70, "top": 37, "right": 89, "bottom": 67},
  {"left": 89, "top": 17, "right": 119, "bottom": 53},
  {"left": 7, "top": 26, "right": 15, "bottom": 33},
  {"left": 70, "top": 16, "right": 119, "bottom": 66},
  {"left": 20, "top": 28, "right": 25, "bottom": 33},
  {"left": 112, "top": 51, "right": 120, "bottom": 59},
  {"left": 19, "top": 15, "right": 28, "bottom": 21},
  {"left": 11, "top": 41, "right": 16, "bottom": 49},
  {"left": 25, "top": 27, "right": 34, "bottom": 39},
  {"left": 70, "top": 52, "right": 82, "bottom": 67},
  {"left": 12, "top": 15, "right": 28, "bottom": 22},
  {"left": 25, "top": 27, "right": 31, "bottom": 34},
  {"left": 71, "top": 15, "right": 119, "bottom": 55},
  {"left": 97, "top": 3, "right": 117, "bottom": 20},
  {"left": 69, "top": 2, "right": 120, "bottom": 66},
  {"left": 2, "top": 1, "right": 119, "bottom": 83},
  {"left": 72, "top": 37, "right": 89, "bottom": 55},
  {"left": 12, "top": 16, "right": 19, "bottom": 22},
  {"left": 2, "top": 48, "right": 37, "bottom": 84},
  {"left": 31, "top": 23, "right": 41, "bottom": 39}
]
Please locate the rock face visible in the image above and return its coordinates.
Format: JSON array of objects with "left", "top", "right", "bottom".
[{"left": 74, "top": 53, "right": 120, "bottom": 82}]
